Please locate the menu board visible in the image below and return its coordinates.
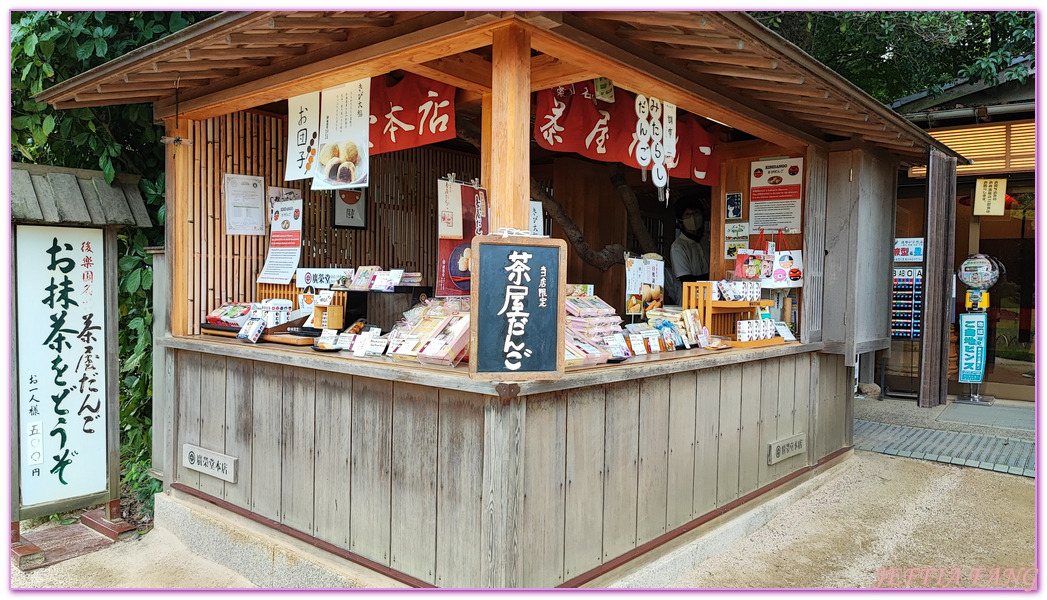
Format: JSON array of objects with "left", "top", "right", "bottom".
[
  {"left": 470, "top": 236, "right": 566, "bottom": 381},
  {"left": 16, "top": 226, "right": 108, "bottom": 507},
  {"left": 748, "top": 158, "right": 803, "bottom": 234},
  {"left": 891, "top": 267, "right": 923, "bottom": 339}
]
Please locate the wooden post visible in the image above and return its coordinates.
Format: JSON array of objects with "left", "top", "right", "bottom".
[
  {"left": 919, "top": 147, "right": 957, "bottom": 408},
  {"left": 481, "top": 93, "right": 493, "bottom": 191},
  {"left": 165, "top": 118, "right": 192, "bottom": 336},
  {"left": 488, "top": 25, "right": 531, "bottom": 231},
  {"left": 480, "top": 394, "right": 526, "bottom": 587},
  {"left": 104, "top": 227, "right": 121, "bottom": 519}
]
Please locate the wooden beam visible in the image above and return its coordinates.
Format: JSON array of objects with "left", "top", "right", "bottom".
[
  {"left": 186, "top": 46, "right": 307, "bottom": 59},
  {"left": 617, "top": 29, "right": 745, "bottom": 50},
  {"left": 715, "top": 138, "right": 805, "bottom": 160},
  {"left": 529, "top": 54, "right": 596, "bottom": 91},
  {"left": 98, "top": 80, "right": 207, "bottom": 93},
  {"left": 68, "top": 93, "right": 164, "bottom": 106},
  {"left": 488, "top": 25, "right": 531, "bottom": 231},
  {"left": 527, "top": 19, "right": 825, "bottom": 149},
  {"left": 748, "top": 93, "right": 849, "bottom": 110},
  {"left": 655, "top": 48, "right": 778, "bottom": 68},
  {"left": 226, "top": 32, "right": 347, "bottom": 45},
  {"left": 778, "top": 104, "right": 869, "bottom": 121},
  {"left": 578, "top": 12, "right": 715, "bottom": 29},
  {"left": 268, "top": 17, "right": 395, "bottom": 29},
  {"left": 153, "top": 14, "right": 491, "bottom": 121},
  {"left": 126, "top": 70, "right": 238, "bottom": 83},
  {"left": 404, "top": 52, "right": 492, "bottom": 94},
  {"left": 152, "top": 59, "right": 270, "bottom": 72},
  {"left": 690, "top": 65, "right": 804, "bottom": 84},
  {"left": 722, "top": 79, "right": 831, "bottom": 98}
]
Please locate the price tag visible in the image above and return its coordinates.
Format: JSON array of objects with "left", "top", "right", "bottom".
[
  {"left": 628, "top": 333, "right": 647, "bottom": 355},
  {"left": 353, "top": 331, "right": 373, "bottom": 357}
]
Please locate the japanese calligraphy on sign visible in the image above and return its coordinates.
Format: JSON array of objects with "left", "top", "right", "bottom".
[
  {"left": 470, "top": 236, "right": 566, "bottom": 381},
  {"left": 16, "top": 226, "right": 108, "bottom": 507},
  {"left": 284, "top": 91, "right": 320, "bottom": 181},
  {"left": 973, "top": 178, "right": 1007, "bottom": 216},
  {"left": 958, "top": 313, "right": 988, "bottom": 384},
  {"left": 533, "top": 81, "right": 718, "bottom": 186},
  {"left": 313, "top": 79, "right": 370, "bottom": 191}
]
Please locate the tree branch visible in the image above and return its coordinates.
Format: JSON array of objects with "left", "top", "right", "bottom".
[
  {"left": 609, "top": 165, "right": 659, "bottom": 256},
  {"left": 456, "top": 121, "right": 625, "bottom": 271}
]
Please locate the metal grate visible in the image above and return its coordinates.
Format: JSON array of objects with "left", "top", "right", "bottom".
[{"left": 853, "top": 419, "right": 1034, "bottom": 478}]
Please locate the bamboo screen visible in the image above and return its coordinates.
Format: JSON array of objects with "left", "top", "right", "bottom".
[
  {"left": 908, "top": 120, "right": 1034, "bottom": 177},
  {"left": 183, "top": 111, "right": 479, "bottom": 334}
]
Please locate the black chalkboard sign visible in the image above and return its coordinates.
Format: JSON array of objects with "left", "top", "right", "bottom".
[{"left": 469, "top": 235, "right": 567, "bottom": 381}]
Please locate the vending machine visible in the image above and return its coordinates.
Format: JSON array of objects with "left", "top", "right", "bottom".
[{"left": 882, "top": 238, "right": 925, "bottom": 398}]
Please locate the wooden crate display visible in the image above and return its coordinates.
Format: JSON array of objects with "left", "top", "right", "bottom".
[{"left": 681, "top": 281, "right": 775, "bottom": 340}]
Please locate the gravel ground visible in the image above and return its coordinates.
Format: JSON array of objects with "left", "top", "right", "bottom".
[
  {"left": 11, "top": 525, "right": 256, "bottom": 589},
  {"left": 854, "top": 396, "right": 1035, "bottom": 441},
  {"left": 668, "top": 450, "right": 1036, "bottom": 589}
]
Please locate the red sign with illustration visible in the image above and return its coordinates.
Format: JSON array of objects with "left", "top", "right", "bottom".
[
  {"left": 370, "top": 73, "right": 457, "bottom": 156},
  {"left": 436, "top": 183, "right": 489, "bottom": 297},
  {"left": 534, "top": 82, "right": 719, "bottom": 186}
]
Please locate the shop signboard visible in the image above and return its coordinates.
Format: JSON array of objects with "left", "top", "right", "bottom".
[
  {"left": 470, "top": 235, "right": 566, "bottom": 381},
  {"left": 16, "top": 226, "right": 108, "bottom": 507},
  {"left": 893, "top": 237, "right": 924, "bottom": 263},
  {"left": 958, "top": 313, "right": 988, "bottom": 383}
]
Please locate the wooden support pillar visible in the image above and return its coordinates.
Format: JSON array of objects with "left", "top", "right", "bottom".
[
  {"left": 481, "top": 93, "right": 493, "bottom": 191},
  {"left": 919, "top": 147, "right": 957, "bottom": 408},
  {"left": 164, "top": 118, "right": 192, "bottom": 336},
  {"left": 488, "top": 25, "right": 531, "bottom": 231}
]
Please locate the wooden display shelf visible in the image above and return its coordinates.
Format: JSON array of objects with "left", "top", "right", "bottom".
[
  {"left": 711, "top": 299, "right": 774, "bottom": 310},
  {"left": 200, "top": 325, "right": 316, "bottom": 346}
]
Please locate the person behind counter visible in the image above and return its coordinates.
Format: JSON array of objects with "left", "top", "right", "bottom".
[{"left": 670, "top": 194, "right": 711, "bottom": 288}]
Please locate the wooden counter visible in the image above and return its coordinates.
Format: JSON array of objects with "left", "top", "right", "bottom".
[{"left": 157, "top": 334, "right": 822, "bottom": 397}]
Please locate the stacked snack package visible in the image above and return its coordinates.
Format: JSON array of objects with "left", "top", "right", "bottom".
[
  {"left": 206, "top": 302, "right": 254, "bottom": 327},
  {"left": 647, "top": 306, "right": 709, "bottom": 348},
  {"left": 714, "top": 279, "right": 762, "bottom": 302},
  {"left": 564, "top": 295, "right": 623, "bottom": 364},
  {"left": 736, "top": 318, "right": 777, "bottom": 342},
  {"left": 390, "top": 297, "right": 471, "bottom": 366}
]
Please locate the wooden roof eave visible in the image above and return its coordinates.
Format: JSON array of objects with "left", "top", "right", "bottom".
[
  {"left": 524, "top": 15, "right": 821, "bottom": 151},
  {"left": 35, "top": 11, "right": 279, "bottom": 105},
  {"left": 709, "top": 12, "right": 970, "bottom": 165}
]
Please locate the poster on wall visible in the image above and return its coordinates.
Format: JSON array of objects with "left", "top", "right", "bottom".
[
  {"left": 257, "top": 197, "right": 304, "bottom": 285},
  {"left": 284, "top": 91, "right": 320, "bottom": 181},
  {"left": 267, "top": 186, "right": 301, "bottom": 222},
  {"left": 973, "top": 178, "right": 1007, "bottom": 216},
  {"left": 312, "top": 79, "right": 370, "bottom": 191},
  {"left": 436, "top": 182, "right": 489, "bottom": 297},
  {"left": 333, "top": 189, "right": 367, "bottom": 229},
  {"left": 724, "top": 221, "right": 750, "bottom": 259},
  {"left": 624, "top": 255, "right": 664, "bottom": 316},
  {"left": 16, "top": 226, "right": 108, "bottom": 507},
  {"left": 893, "top": 237, "right": 925, "bottom": 263},
  {"left": 223, "top": 174, "right": 266, "bottom": 235},
  {"left": 748, "top": 158, "right": 803, "bottom": 234},
  {"left": 958, "top": 313, "right": 988, "bottom": 383},
  {"left": 725, "top": 192, "right": 744, "bottom": 220}
]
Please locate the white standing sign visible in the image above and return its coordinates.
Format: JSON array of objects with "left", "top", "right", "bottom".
[
  {"left": 313, "top": 79, "right": 370, "bottom": 190},
  {"left": 223, "top": 174, "right": 266, "bottom": 235},
  {"left": 284, "top": 91, "right": 320, "bottom": 181},
  {"left": 16, "top": 226, "right": 108, "bottom": 507},
  {"left": 257, "top": 197, "right": 304, "bottom": 285}
]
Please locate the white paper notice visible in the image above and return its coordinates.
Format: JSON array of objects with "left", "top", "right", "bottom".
[
  {"left": 529, "top": 201, "right": 544, "bottom": 236},
  {"left": 285, "top": 91, "right": 320, "bottom": 181},
  {"left": 267, "top": 186, "right": 301, "bottom": 223},
  {"left": 749, "top": 158, "right": 803, "bottom": 234},
  {"left": 438, "top": 179, "right": 463, "bottom": 239},
  {"left": 224, "top": 174, "right": 266, "bottom": 235},
  {"left": 313, "top": 79, "right": 370, "bottom": 190},
  {"left": 257, "top": 197, "right": 303, "bottom": 285}
]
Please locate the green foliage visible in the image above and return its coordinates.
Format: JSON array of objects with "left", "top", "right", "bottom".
[
  {"left": 750, "top": 11, "right": 1035, "bottom": 103},
  {"left": 11, "top": 11, "right": 216, "bottom": 514},
  {"left": 123, "top": 459, "right": 163, "bottom": 516}
]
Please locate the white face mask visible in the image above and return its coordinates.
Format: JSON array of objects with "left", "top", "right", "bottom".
[{"left": 682, "top": 215, "right": 699, "bottom": 232}]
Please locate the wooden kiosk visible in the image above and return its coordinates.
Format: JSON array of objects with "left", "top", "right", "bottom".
[{"left": 39, "top": 11, "right": 963, "bottom": 588}]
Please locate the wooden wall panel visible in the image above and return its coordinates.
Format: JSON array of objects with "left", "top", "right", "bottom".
[
  {"left": 223, "top": 357, "right": 254, "bottom": 507},
  {"left": 602, "top": 380, "right": 640, "bottom": 561},
  {"left": 550, "top": 157, "right": 629, "bottom": 315},
  {"left": 280, "top": 366, "right": 316, "bottom": 536},
  {"left": 435, "top": 390, "right": 484, "bottom": 588},
  {"left": 175, "top": 352, "right": 201, "bottom": 488},
  {"left": 756, "top": 358, "right": 780, "bottom": 488},
  {"left": 390, "top": 383, "right": 439, "bottom": 584},
  {"left": 715, "top": 365, "right": 742, "bottom": 506},
  {"left": 636, "top": 376, "right": 670, "bottom": 543},
  {"left": 349, "top": 377, "right": 394, "bottom": 564},
  {"left": 693, "top": 368, "right": 721, "bottom": 516},
  {"left": 313, "top": 371, "right": 353, "bottom": 549},
  {"left": 520, "top": 391, "right": 568, "bottom": 588},
  {"left": 564, "top": 386, "right": 605, "bottom": 580},
  {"left": 250, "top": 362, "right": 283, "bottom": 522},
  {"left": 666, "top": 371, "right": 697, "bottom": 529},
  {"left": 737, "top": 362, "right": 763, "bottom": 496},
  {"left": 177, "top": 111, "right": 480, "bottom": 334},
  {"left": 802, "top": 145, "right": 828, "bottom": 343},
  {"left": 197, "top": 357, "right": 227, "bottom": 499}
]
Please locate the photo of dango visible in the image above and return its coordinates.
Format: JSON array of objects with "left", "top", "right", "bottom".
[{"left": 316, "top": 140, "right": 366, "bottom": 185}]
